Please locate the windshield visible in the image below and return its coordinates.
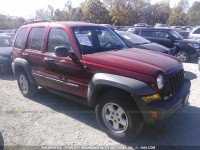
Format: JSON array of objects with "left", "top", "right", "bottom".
[
  {"left": 118, "top": 32, "right": 150, "bottom": 45},
  {"left": 0, "top": 36, "right": 13, "bottom": 47},
  {"left": 72, "top": 26, "right": 128, "bottom": 54},
  {"left": 169, "top": 30, "right": 183, "bottom": 40}
]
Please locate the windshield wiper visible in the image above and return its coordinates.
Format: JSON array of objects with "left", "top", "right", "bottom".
[{"left": 111, "top": 44, "right": 128, "bottom": 50}]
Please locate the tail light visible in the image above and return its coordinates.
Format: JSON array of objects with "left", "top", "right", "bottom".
[{"left": 188, "top": 35, "right": 191, "bottom": 39}]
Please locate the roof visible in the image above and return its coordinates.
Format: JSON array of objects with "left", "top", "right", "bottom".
[
  {"left": 134, "top": 27, "right": 173, "bottom": 31},
  {"left": 57, "top": 21, "right": 102, "bottom": 27},
  {"left": 23, "top": 21, "right": 104, "bottom": 28}
]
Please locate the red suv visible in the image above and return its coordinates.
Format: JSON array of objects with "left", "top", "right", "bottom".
[{"left": 11, "top": 21, "right": 191, "bottom": 141}]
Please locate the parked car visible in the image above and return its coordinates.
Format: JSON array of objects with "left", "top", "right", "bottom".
[
  {"left": 155, "top": 23, "right": 169, "bottom": 28},
  {"left": 178, "top": 31, "right": 190, "bottom": 39},
  {"left": 0, "top": 35, "right": 13, "bottom": 73},
  {"left": 198, "top": 57, "right": 200, "bottom": 71},
  {"left": 188, "top": 26, "right": 200, "bottom": 41},
  {"left": 11, "top": 21, "right": 191, "bottom": 141},
  {"left": 134, "top": 23, "right": 153, "bottom": 28},
  {"left": 170, "top": 26, "right": 182, "bottom": 32},
  {"left": 133, "top": 28, "right": 200, "bottom": 62},
  {"left": 116, "top": 31, "right": 171, "bottom": 55}
]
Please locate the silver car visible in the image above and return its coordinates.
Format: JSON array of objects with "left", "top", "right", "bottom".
[{"left": 189, "top": 26, "right": 200, "bottom": 41}]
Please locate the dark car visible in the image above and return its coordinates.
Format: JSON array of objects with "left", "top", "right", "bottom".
[
  {"left": 11, "top": 21, "right": 190, "bottom": 141},
  {"left": 132, "top": 28, "right": 200, "bottom": 62},
  {"left": 0, "top": 35, "right": 13, "bottom": 73},
  {"left": 116, "top": 31, "right": 171, "bottom": 55},
  {"left": 178, "top": 31, "right": 190, "bottom": 39}
]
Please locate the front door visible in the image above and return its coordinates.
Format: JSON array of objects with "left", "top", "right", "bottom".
[
  {"left": 43, "top": 27, "right": 85, "bottom": 97},
  {"left": 153, "top": 31, "right": 174, "bottom": 48}
]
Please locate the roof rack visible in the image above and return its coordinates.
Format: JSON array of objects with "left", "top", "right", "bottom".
[{"left": 23, "top": 20, "right": 53, "bottom": 25}]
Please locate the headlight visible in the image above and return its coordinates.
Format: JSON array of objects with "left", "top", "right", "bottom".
[
  {"left": 0, "top": 56, "right": 8, "bottom": 61},
  {"left": 157, "top": 74, "right": 165, "bottom": 90},
  {"left": 188, "top": 43, "right": 200, "bottom": 49}
]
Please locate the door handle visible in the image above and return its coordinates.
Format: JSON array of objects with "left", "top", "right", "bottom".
[{"left": 44, "top": 57, "right": 54, "bottom": 63}]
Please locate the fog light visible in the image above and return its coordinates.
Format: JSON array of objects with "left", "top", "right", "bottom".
[
  {"left": 150, "top": 111, "right": 158, "bottom": 118},
  {"left": 142, "top": 94, "right": 161, "bottom": 102}
]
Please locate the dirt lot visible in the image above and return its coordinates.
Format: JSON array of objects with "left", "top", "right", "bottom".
[{"left": 0, "top": 59, "right": 200, "bottom": 149}]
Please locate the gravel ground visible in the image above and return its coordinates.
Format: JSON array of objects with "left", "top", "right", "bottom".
[{"left": 0, "top": 59, "right": 200, "bottom": 149}]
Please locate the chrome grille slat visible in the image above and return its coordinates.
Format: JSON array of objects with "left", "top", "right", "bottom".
[{"left": 161, "top": 69, "right": 184, "bottom": 100}]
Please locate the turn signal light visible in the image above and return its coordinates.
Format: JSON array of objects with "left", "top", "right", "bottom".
[
  {"left": 142, "top": 94, "right": 161, "bottom": 102},
  {"left": 150, "top": 111, "right": 158, "bottom": 118}
]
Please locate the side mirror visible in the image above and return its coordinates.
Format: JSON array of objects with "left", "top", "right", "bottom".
[
  {"left": 167, "top": 36, "right": 171, "bottom": 40},
  {"left": 55, "top": 46, "right": 78, "bottom": 62}
]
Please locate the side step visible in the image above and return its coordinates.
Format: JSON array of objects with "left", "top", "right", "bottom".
[{"left": 47, "top": 88, "right": 89, "bottom": 105}]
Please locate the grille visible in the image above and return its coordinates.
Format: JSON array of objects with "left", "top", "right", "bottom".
[{"left": 161, "top": 69, "right": 185, "bottom": 100}]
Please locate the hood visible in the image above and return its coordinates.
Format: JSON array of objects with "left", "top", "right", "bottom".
[
  {"left": 139, "top": 42, "right": 170, "bottom": 53},
  {"left": 176, "top": 39, "right": 200, "bottom": 44},
  {"left": 83, "top": 48, "right": 181, "bottom": 76},
  {"left": 0, "top": 47, "right": 12, "bottom": 58}
]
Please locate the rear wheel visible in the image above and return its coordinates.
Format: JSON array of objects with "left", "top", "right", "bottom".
[
  {"left": 17, "top": 71, "right": 38, "bottom": 97},
  {"left": 95, "top": 91, "right": 144, "bottom": 142},
  {"left": 175, "top": 50, "right": 190, "bottom": 62}
]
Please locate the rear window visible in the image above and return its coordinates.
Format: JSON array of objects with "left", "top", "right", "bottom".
[
  {"left": 25, "top": 27, "right": 45, "bottom": 51},
  {"left": 140, "top": 31, "right": 153, "bottom": 37},
  {"left": 14, "top": 28, "right": 27, "bottom": 49}
]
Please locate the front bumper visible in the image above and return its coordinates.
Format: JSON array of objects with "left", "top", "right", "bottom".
[
  {"left": 190, "top": 50, "right": 200, "bottom": 58},
  {"left": 135, "top": 79, "right": 191, "bottom": 124},
  {"left": 0, "top": 60, "right": 12, "bottom": 73}
]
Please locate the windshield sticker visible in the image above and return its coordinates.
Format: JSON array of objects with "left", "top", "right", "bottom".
[
  {"left": 123, "top": 35, "right": 131, "bottom": 40},
  {"left": 76, "top": 34, "right": 92, "bottom": 46}
]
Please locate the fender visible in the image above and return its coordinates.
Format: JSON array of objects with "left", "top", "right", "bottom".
[
  {"left": 87, "top": 73, "right": 155, "bottom": 106},
  {"left": 12, "top": 58, "right": 36, "bottom": 84}
]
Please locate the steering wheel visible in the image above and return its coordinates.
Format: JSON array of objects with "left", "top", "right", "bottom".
[{"left": 103, "top": 42, "right": 113, "bottom": 48}]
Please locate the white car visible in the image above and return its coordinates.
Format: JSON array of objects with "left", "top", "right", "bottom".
[{"left": 189, "top": 26, "right": 200, "bottom": 41}]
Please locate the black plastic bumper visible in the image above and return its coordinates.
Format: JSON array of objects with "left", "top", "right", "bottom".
[{"left": 135, "top": 79, "right": 191, "bottom": 124}]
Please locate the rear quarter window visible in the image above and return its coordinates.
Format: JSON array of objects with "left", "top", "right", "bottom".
[
  {"left": 14, "top": 28, "right": 28, "bottom": 49},
  {"left": 193, "top": 28, "right": 200, "bottom": 34}
]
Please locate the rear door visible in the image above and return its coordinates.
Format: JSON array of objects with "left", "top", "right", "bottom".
[
  {"left": 43, "top": 27, "right": 85, "bottom": 97},
  {"left": 24, "top": 27, "right": 47, "bottom": 86}
]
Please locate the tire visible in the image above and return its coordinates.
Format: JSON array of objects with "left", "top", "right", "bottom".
[
  {"left": 175, "top": 50, "right": 190, "bottom": 62},
  {"left": 95, "top": 91, "right": 144, "bottom": 142},
  {"left": 17, "top": 71, "right": 38, "bottom": 97}
]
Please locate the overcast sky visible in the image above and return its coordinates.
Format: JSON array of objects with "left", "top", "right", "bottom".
[{"left": 0, "top": 0, "right": 199, "bottom": 19}]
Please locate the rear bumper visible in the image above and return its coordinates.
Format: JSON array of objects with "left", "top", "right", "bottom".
[{"left": 135, "top": 79, "right": 191, "bottom": 124}]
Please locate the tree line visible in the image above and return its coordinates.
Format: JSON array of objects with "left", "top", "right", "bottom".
[{"left": 0, "top": 0, "right": 200, "bottom": 30}]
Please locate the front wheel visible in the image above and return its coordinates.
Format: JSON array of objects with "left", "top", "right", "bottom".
[
  {"left": 95, "top": 91, "right": 144, "bottom": 142},
  {"left": 175, "top": 50, "right": 190, "bottom": 62},
  {"left": 17, "top": 71, "right": 38, "bottom": 97}
]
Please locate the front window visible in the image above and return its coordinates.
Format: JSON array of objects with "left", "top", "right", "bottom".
[
  {"left": 140, "top": 31, "right": 153, "bottom": 37},
  {"left": 169, "top": 30, "right": 183, "bottom": 40},
  {"left": 118, "top": 32, "right": 150, "bottom": 45},
  {"left": 71, "top": 26, "right": 128, "bottom": 54}
]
